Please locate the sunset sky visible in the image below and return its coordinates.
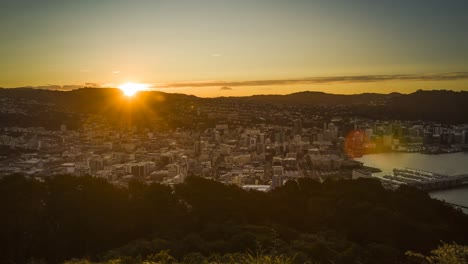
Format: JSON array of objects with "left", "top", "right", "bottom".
[{"left": 1, "top": 0, "right": 468, "bottom": 97}]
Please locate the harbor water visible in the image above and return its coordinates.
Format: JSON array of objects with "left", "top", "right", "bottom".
[{"left": 355, "top": 152, "right": 468, "bottom": 212}]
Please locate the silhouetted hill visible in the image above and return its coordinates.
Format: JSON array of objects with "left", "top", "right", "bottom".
[
  {"left": 228, "top": 91, "right": 399, "bottom": 105},
  {"left": 384, "top": 90, "right": 468, "bottom": 122},
  {"left": 0, "top": 88, "right": 203, "bottom": 129},
  {"left": 0, "top": 88, "right": 199, "bottom": 112},
  {"left": 1, "top": 88, "right": 467, "bottom": 125}
]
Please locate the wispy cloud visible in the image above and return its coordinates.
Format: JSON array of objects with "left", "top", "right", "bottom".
[
  {"left": 20, "top": 85, "right": 85, "bottom": 91},
  {"left": 220, "top": 86, "right": 232, "bottom": 90},
  {"left": 84, "top": 83, "right": 102, "bottom": 88},
  {"left": 163, "top": 72, "right": 468, "bottom": 88},
  {"left": 112, "top": 70, "right": 120, "bottom": 74}
]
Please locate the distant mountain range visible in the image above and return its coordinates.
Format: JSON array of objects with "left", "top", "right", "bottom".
[
  {"left": 0, "top": 88, "right": 467, "bottom": 124},
  {"left": 219, "top": 91, "right": 402, "bottom": 105}
]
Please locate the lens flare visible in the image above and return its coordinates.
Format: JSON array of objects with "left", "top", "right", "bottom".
[{"left": 344, "top": 130, "right": 365, "bottom": 158}]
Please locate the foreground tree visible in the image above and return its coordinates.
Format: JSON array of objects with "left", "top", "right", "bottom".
[
  {"left": 1, "top": 175, "right": 467, "bottom": 264},
  {"left": 406, "top": 243, "right": 468, "bottom": 264}
]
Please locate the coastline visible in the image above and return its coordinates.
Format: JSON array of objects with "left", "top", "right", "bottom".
[{"left": 355, "top": 152, "right": 468, "bottom": 213}]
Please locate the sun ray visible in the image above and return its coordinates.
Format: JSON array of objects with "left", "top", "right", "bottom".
[{"left": 118, "top": 82, "right": 149, "bottom": 97}]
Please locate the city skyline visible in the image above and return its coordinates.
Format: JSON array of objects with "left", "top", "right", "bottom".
[{"left": 1, "top": 0, "right": 468, "bottom": 97}]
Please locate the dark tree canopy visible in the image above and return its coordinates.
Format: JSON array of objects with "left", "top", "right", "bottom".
[{"left": 0, "top": 175, "right": 467, "bottom": 264}]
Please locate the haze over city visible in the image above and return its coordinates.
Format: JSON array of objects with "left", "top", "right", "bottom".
[{"left": 1, "top": 0, "right": 468, "bottom": 96}]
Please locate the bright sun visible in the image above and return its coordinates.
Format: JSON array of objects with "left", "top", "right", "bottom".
[{"left": 118, "top": 82, "right": 149, "bottom": 97}]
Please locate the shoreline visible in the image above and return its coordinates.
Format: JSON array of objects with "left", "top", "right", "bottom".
[{"left": 357, "top": 149, "right": 467, "bottom": 158}]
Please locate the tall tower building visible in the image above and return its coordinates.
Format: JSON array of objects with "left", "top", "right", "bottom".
[
  {"left": 294, "top": 119, "right": 302, "bottom": 135},
  {"left": 271, "top": 165, "right": 284, "bottom": 189}
]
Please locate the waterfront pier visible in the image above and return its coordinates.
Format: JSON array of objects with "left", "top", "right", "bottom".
[{"left": 381, "top": 168, "right": 468, "bottom": 191}]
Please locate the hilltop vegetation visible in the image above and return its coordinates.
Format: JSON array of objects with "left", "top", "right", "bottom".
[
  {"left": 1, "top": 175, "right": 467, "bottom": 264},
  {"left": 1, "top": 89, "right": 468, "bottom": 129}
]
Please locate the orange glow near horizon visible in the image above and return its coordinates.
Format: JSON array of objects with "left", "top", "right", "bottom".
[{"left": 118, "top": 82, "right": 150, "bottom": 97}]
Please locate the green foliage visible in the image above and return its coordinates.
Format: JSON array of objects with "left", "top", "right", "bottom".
[
  {"left": 63, "top": 251, "right": 295, "bottom": 264},
  {"left": 1, "top": 175, "right": 468, "bottom": 264},
  {"left": 406, "top": 243, "right": 468, "bottom": 264}
]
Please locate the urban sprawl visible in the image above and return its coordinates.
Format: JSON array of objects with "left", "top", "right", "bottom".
[{"left": 1, "top": 103, "right": 468, "bottom": 191}]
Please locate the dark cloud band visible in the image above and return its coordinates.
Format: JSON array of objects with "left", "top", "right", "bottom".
[
  {"left": 7, "top": 72, "right": 468, "bottom": 91},
  {"left": 164, "top": 72, "right": 468, "bottom": 88}
]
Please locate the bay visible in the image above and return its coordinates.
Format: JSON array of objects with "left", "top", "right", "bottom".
[{"left": 355, "top": 152, "right": 468, "bottom": 212}]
